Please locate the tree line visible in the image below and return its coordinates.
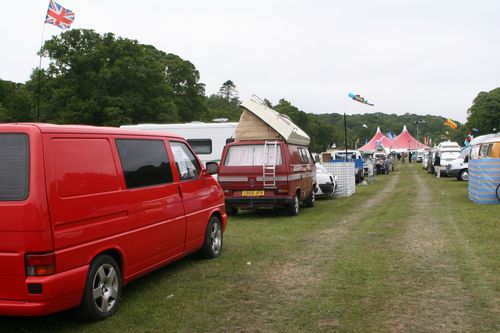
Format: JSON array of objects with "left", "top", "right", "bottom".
[{"left": 1, "top": 29, "right": 498, "bottom": 152}]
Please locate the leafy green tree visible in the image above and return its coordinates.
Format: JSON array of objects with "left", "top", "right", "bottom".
[
  {"left": 205, "top": 94, "right": 241, "bottom": 122},
  {"left": 466, "top": 87, "right": 500, "bottom": 134},
  {"left": 218, "top": 80, "right": 239, "bottom": 103},
  {"left": 0, "top": 79, "right": 34, "bottom": 122},
  {"left": 30, "top": 29, "right": 208, "bottom": 126}
]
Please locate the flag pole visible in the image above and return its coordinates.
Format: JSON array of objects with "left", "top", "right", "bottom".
[
  {"left": 36, "top": 18, "right": 47, "bottom": 122},
  {"left": 344, "top": 112, "right": 348, "bottom": 162}
]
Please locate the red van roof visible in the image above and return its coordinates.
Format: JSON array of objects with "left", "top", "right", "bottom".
[{"left": 2, "top": 123, "right": 185, "bottom": 139}]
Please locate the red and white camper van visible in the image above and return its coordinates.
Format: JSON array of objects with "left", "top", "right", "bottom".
[
  {"left": 0, "top": 124, "right": 226, "bottom": 320},
  {"left": 218, "top": 99, "right": 316, "bottom": 216}
]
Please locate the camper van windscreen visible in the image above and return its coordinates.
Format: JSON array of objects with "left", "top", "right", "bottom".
[
  {"left": 225, "top": 144, "right": 283, "bottom": 166},
  {"left": 0, "top": 133, "right": 30, "bottom": 201}
]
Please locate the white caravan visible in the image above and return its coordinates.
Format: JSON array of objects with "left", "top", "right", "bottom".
[
  {"left": 120, "top": 122, "right": 238, "bottom": 165},
  {"left": 446, "top": 133, "right": 499, "bottom": 181}
]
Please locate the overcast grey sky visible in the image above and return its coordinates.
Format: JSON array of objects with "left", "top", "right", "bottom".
[{"left": 1, "top": 0, "right": 499, "bottom": 123}]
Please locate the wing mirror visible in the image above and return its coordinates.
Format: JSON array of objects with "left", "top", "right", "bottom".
[{"left": 205, "top": 161, "right": 219, "bottom": 175}]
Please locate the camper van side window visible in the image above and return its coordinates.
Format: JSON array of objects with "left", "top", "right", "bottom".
[
  {"left": 479, "top": 144, "right": 491, "bottom": 158},
  {"left": 116, "top": 139, "right": 173, "bottom": 188},
  {"left": 187, "top": 139, "right": 212, "bottom": 155},
  {"left": 298, "top": 148, "right": 311, "bottom": 164},
  {"left": 170, "top": 141, "right": 201, "bottom": 180}
]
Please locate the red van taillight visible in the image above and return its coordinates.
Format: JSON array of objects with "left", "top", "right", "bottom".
[
  {"left": 25, "top": 253, "right": 56, "bottom": 276},
  {"left": 275, "top": 188, "right": 288, "bottom": 195}
]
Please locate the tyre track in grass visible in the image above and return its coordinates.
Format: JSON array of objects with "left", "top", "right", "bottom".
[
  {"left": 228, "top": 171, "right": 402, "bottom": 332},
  {"left": 382, "top": 169, "right": 474, "bottom": 332}
]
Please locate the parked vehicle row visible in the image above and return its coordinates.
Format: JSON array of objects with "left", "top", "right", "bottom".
[{"left": 425, "top": 135, "right": 500, "bottom": 181}]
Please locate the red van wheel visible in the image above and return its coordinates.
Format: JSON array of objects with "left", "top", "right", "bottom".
[
  {"left": 287, "top": 194, "right": 300, "bottom": 216},
  {"left": 78, "top": 254, "right": 122, "bottom": 321},
  {"left": 198, "top": 216, "right": 223, "bottom": 259},
  {"left": 304, "top": 191, "right": 315, "bottom": 207}
]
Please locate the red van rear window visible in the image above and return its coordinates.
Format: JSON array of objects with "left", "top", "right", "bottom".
[
  {"left": 225, "top": 144, "right": 282, "bottom": 166},
  {"left": 0, "top": 133, "right": 29, "bottom": 201}
]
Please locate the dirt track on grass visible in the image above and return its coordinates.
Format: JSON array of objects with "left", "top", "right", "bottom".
[
  {"left": 229, "top": 172, "right": 402, "bottom": 332},
  {"left": 382, "top": 170, "right": 474, "bottom": 332}
]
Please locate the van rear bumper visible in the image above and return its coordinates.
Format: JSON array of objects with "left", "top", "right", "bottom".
[
  {"left": 225, "top": 197, "right": 293, "bottom": 209},
  {"left": 0, "top": 265, "right": 88, "bottom": 316}
]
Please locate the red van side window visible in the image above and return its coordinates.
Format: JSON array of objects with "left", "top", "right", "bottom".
[
  {"left": 116, "top": 139, "right": 173, "bottom": 188},
  {"left": 51, "top": 139, "right": 120, "bottom": 197},
  {"left": 170, "top": 141, "right": 201, "bottom": 180}
]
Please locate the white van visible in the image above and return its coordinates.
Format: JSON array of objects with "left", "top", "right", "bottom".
[
  {"left": 437, "top": 141, "right": 461, "bottom": 171},
  {"left": 121, "top": 122, "right": 238, "bottom": 165}
]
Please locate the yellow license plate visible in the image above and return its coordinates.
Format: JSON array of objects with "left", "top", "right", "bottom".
[{"left": 242, "top": 190, "right": 265, "bottom": 196}]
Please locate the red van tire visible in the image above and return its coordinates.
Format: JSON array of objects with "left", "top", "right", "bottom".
[
  {"left": 304, "top": 191, "right": 315, "bottom": 208},
  {"left": 287, "top": 194, "right": 300, "bottom": 216},
  {"left": 198, "top": 216, "right": 223, "bottom": 259},
  {"left": 77, "top": 254, "right": 122, "bottom": 321}
]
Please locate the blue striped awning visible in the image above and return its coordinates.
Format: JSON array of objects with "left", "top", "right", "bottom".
[{"left": 468, "top": 158, "right": 500, "bottom": 204}]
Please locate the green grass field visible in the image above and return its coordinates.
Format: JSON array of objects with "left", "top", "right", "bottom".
[{"left": 3, "top": 163, "right": 499, "bottom": 332}]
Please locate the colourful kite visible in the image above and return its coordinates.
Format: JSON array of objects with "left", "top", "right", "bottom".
[
  {"left": 443, "top": 118, "right": 458, "bottom": 130},
  {"left": 348, "top": 92, "right": 374, "bottom": 106}
]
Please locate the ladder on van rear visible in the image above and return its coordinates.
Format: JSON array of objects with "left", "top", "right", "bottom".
[{"left": 263, "top": 141, "right": 278, "bottom": 188}]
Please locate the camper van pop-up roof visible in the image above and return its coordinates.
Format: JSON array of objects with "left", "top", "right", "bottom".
[{"left": 235, "top": 98, "right": 310, "bottom": 146}]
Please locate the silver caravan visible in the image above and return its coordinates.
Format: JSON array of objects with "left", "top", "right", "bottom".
[{"left": 120, "top": 122, "right": 238, "bottom": 165}]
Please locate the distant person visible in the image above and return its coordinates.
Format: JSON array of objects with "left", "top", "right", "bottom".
[
  {"left": 397, "top": 153, "right": 401, "bottom": 161},
  {"left": 408, "top": 151, "right": 412, "bottom": 163},
  {"left": 434, "top": 153, "right": 442, "bottom": 178}
]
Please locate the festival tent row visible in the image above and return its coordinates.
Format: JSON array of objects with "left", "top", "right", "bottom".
[{"left": 359, "top": 125, "right": 430, "bottom": 153}]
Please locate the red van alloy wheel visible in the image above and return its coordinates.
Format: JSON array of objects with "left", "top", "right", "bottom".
[
  {"left": 198, "top": 217, "right": 223, "bottom": 258},
  {"left": 78, "top": 255, "right": 122, "bottom": 321},
  {"left": 92, "top": 263, "right": 119, "bottom": 313}
]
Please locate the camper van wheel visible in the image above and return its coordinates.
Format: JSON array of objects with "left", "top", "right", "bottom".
[
  {"left": 458, "top": 170, "right": 468, "bottom": 181},
  {"left": 198, "top": 216, "right": 223, "bottom": 259},
  {"left": 304, "top": 190, "right": 315, "bottom": 207},
  {"left": 227, "top": 205, "right": 238, "bottom": 216},
  {"left": 78, "top": 254, "right": 122, "bottom": 321},
  {"left": 288, "top": 194, "right": 300, "bottom": 216}
]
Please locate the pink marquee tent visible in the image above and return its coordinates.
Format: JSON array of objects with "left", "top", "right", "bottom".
[
  {"left": 358, "top": 127, "right": 394, "bottom": 152},
  {"left": 391, "top": 125, "right": 430, "bottom": 152}
]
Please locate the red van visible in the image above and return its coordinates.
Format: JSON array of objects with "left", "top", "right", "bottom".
[
  {"left": 218, "top": 139, "right": 316, "bottom": 216},
  {"left": 0, "top": 124, "right": 226, "bottom": 320}
]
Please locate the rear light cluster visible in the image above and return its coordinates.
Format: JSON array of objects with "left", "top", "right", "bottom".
[
  {"left": 274, "top": 188, "right": 288, "bottom": 195},
  {"left": 25, "top": 253, "right": 56, "bottom": 276},
  {"left": 223, "top": 189, "right": 233, "bottom": 196}
]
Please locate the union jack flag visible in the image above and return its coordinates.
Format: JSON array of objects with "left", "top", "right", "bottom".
[{"left": 45, "top": 1, "right": 75, "bottom": 29}]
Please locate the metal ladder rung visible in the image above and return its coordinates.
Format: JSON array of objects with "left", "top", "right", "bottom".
[{"left": 262, "top": 141, "right": 278, "bottom": 189}]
